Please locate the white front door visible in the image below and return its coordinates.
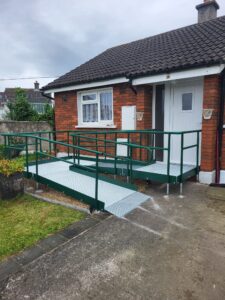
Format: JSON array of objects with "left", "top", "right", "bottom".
[{"left": 166, "top": 79, "right": 203, "bottom": 165}]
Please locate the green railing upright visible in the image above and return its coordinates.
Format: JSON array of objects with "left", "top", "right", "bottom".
[{"left": 0, "top": 128, "right": 201, "bottom": 198}]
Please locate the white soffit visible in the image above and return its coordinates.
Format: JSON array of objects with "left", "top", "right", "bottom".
[
  {"left": 44, "top": 77, "right": 129, "bottom": 93},
  {"left": 132, "top": 64, "right": 225, "bottom": 86}
]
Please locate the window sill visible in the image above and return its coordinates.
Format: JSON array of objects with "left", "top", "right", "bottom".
[{"left": 75, "top": 125, "right": 117, "bottom": 129}]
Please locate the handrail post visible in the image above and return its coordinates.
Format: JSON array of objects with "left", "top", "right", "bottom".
[
  {"left": 67, "top": 131, "right": 70, "bottom": 157},
  {"left": 166, "top": 133, "right": 171, "bottom": 195},
  {"left": 95, "top": 153, "right": 99, "bottom": 210},
  {"left": 152, "top": 132, "right": 155, "bottom": 161},
  {"left": 180, "top": 133, "right": 184, "bottom": 196},
  {"left": 180, "top": 133, "right": 184, "bottom": 181},
  {"left": 25, "top": 136, "right": 29, "bottom": 177},
  {"left": 130, "top": 147, "right": 133, "bottom": 184},
  {"left": 72, "top": 135, "right": 75, "bottom": 165},
  {"left": 39, "top": 133, "right": 42, "bottom": 153},
  {"left": 139, "top": 132, "right": 142, "bottom": 161},
  {"left": 104, "top": 133, "right": 106, "bottom": 159},
  {"left": 49, "top": 132, "right": 52, "bottom": 155},
  {"left": 8, "top": 136, "right": 11, "bottom": 159},
  {"left": 115, "top": 132, "right": 117, "bottom": 158},
  {"left": 4, "top": 135, "right": 6, "bottom": 149},
  {"left": 196, "top": 131, "right": 200, "bottom": 179},
  {"left": 95, "top": 133, "right": 98, "bottom": 152},
  {"left": 35, "top": 137, "right": 38, "bottom": 177}
]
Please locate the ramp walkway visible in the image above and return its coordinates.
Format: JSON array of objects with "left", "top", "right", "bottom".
[
  {"left": 0, "top": 129, "right": 201, "bottom": 215},
  {"left": 28, "top": 159, "right": 149, "bottom": 217}
]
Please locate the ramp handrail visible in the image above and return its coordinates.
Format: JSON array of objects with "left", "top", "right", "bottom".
[
  {"left": 71, "top": 129, "right": 201, "bottom": 186},
  {"left": 0, "top": 129, "right": 201, "bottom": 195},
  {"left": 1, "top": 132, "right": 103, "bottom": 210}
]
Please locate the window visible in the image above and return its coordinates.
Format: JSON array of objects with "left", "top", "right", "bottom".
[
  {"left": 31, "top": 103, "right": 46, "bottom": 114},
  {"left": 182, "top": 93, "right": 193, "bottom": 111},
  {"left": 79, "top": 89, "right": 113, "bottom": 126}
]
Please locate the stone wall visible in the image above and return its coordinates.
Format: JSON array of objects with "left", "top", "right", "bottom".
[{"left": 0, "top": 121, "right": 52, "bottom": 151}]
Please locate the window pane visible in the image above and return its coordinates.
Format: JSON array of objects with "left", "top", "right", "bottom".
[
  {"left": 82, "top": 103, "right": 98, "bottom": 122},
  {"left": 32, "top": 103, "right": 45, "bottom": 114},
  {"left": 182, "top": 93, "right": 192, "bottom": 111},
  {"left": 82, "top": 94, "right": 96, "bottom": 101},
  {"left": 100, "top": 92, "right": 112, "bottom": 121}
]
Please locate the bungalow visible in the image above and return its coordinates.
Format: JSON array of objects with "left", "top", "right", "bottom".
[{"left": 43, "top": 0, "right": 225, "bottom": 185}]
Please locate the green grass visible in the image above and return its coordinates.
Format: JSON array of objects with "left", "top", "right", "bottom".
[{"left": 0, "top": 194, "right": 86, "bottom": 262}]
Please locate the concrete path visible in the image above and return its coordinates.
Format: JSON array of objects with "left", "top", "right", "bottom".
[{"left": 1, "top": 182, "right": 225, "bottom": 300}]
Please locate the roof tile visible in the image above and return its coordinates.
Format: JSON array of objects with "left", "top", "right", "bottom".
[{"left": 43, "top": 16, "right": 225, "bottom": 90}]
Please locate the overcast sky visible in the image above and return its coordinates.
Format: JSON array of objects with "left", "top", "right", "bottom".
[{"left": 0, "top": 0, "right": 225, "bottom": 91}]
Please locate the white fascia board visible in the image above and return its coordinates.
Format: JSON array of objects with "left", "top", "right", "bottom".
[
  {"left": 43, "top": 77, "right": 129, "bottom": 93},
  {"left": 132, "top": 64, "right": 225, "bottom": 86}
]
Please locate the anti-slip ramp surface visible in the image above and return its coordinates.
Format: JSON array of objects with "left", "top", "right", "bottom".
[
  {"left": 105, "top": 192, "right": 150, "bottom": 218},
  {"left": 28, "top": 160, "right": 150, "bottom": 218}
]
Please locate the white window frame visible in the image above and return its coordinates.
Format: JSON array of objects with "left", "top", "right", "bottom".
[
  {"left": 31, "top": 103, "right": 46, "bottom": 114},
  {"left": 77, "top": 88, "right": 114, "bottom": 127}
]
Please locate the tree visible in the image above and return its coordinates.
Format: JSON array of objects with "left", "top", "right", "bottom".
[
  {"left": 37, "top": 103, "right": 55, "bottom": 127},
  {"left": 6, "top": 88, "right": 38, "bottom": 121}
]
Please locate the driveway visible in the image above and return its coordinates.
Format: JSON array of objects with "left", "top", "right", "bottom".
[{"left": 1, "top": 182, "right": 225, "bottom": 300}]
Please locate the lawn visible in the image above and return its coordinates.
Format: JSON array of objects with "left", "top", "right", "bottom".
[{"left": 0, "top": 194, "right": 86, "bottom": 262}]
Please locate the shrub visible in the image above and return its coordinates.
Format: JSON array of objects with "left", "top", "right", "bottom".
[
  {"left": 34, "top": 103, "right": 55, "bottom": 127},
  {"left": 0, "top": 158, "right": 24, "bottom": 177},
  {"left": 0, "top": 145, "right": 7, "bottom": 159}
]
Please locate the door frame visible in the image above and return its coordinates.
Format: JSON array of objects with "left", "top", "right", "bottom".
[{"left": 152, "top": 78, "right": 204, "bottom": 164}]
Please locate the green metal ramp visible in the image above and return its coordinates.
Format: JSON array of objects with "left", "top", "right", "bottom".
[{"left": 28, "top": 160, "right": 150, "bottom": 218}]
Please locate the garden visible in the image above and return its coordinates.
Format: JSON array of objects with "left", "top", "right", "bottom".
[{"left": 0, "top": 144, "right": 86, "bottom": 262}]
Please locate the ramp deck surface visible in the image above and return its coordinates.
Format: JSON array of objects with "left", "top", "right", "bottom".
[{"left": 28, "top": 160, "right": 149, "bottom": 217}]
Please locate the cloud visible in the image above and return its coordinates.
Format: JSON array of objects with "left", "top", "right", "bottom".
[{"left": 0, "top": 0, "right": 224, "bottom": 91}]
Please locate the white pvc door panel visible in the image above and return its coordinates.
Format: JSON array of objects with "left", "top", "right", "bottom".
[
  {"left": 122, "top": 106, "right": 136, "bottom": 130},
  {"left": 169, "top": 80, "right": 203, "bottom": 165}
]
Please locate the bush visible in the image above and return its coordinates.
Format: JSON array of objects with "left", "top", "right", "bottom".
[
  {"left": 34, "top": 103, "right": 55, "bottom": 127},
  {"left": 0, "top": 145, "right": 7, "bottom": 159},
  {"left": 0, "top": 158, "right": 24, "bottom": 177}
]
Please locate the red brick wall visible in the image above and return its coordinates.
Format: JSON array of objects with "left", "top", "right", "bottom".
[
  {"left": 54, "top": 78, "right": 225, "bottom": 171},
  {"left": 201, "top": 75, "right": 221, "bottom": 172},
  {"left": 54, "top": 83, "right": 153, "bottom": 158}
]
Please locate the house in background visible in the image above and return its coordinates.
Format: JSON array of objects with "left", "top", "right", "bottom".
[
  {"left": 0, "top": 81, "right": 53, "bottom": 119},
  {"left": 0, "top": 92, "right": 7, "bottom": 119},
  {"left": 43, "top": 0, "right": 225, "bottom": 185}
]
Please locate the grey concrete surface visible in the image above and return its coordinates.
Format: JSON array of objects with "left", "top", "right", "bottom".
[{"left": 1, "top": 182, "right": 225, "bottom": 300}]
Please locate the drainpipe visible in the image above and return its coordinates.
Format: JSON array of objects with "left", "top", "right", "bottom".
[
  {"left": 128, "top": 78, "right": 137, "bottom": 95},
  {"left": 41, "top": 91, "right": 54, "bottom": 101},
  {"left": 215, "top": 68, "right": 225, "bottom": 184}
]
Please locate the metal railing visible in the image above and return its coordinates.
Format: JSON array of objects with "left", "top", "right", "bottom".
[
  {"left": 0, "top": 132, "right": 103, "bottom": 209},
  {"left": 71, "top": 129, "right": 201, "bottom": 186},
  {"left": 0, "top": 129, "right": 201, "bottom": 197}
]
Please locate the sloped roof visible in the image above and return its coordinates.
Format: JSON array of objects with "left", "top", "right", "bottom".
[
  {"left": 4, "top": 88, "right": 51, "bottom": 104},
  {"left": 43, "top": 15, "right": 225, "bottom": 91}
]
